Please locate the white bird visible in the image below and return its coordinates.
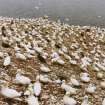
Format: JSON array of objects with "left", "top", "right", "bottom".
[
  {"left": 27, "top": 95, "right": 39, "bottom": 105},
  {"left": 52, "top": 57, "right": 65, "bottom": 65},
  {"left": 34, "top": 76, "right": 41, "bottom": 96},
  {"left": 15, "top": 73, "right": 31, "bottom": 85},
  {"left": 15, "top": 53, "right": 26, "bottom": 60},
  {"left": 85, "top": 84, "right": 96, "bottom": 94},
  {"left": 40, "top": 64, "right": 51, "bottom": 73},
  {"left": 0, "top": 83, "right": 21, "bottom": 98},
  {"left": 63, "top": 95, "right": 77, "bottom": 105},
  {"left": 34, "top": 46, "right": 43, "bottom": 54},
  {"left": 69, "top": 59, "right": 77, "bottom": 65},
  {"left": 61, "top": 81, "right": 77, "bottom": 95},
  {"left": 39, "top": 74, "right": 52, "bottom": 83},
  {"left": 102, "top": 98, "right": 105, "bottom": 105},
  {"left": 80, "top": 73, "right": 90, "bottom": 83},
  {"left": 70, "top": 75, "right": 80, "bottom": 87},
  {"left": 81, "top": 95, "right": 89, "bottom": 105},
  {"left": 57, "top": 58, "right": 65, "bottom": 65},
  {"left": 3, "top": 55, "right": 11, "bottom": 66}
]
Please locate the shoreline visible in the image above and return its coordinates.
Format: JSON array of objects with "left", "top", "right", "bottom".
[{"left": 0, "top": 16, "right": 104, "bottom": 28}]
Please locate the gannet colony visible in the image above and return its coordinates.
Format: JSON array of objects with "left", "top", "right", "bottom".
[{"left": 0, "top": 17, "right": 105, "bottom": 105}]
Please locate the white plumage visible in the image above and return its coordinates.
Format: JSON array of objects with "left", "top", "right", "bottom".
[
  {"left": 16, "top": 53, "right": 26, "bottom": 60},
  {"left": 0, "top": 86, "right": 21, "bottom": 98},
  {"left": 27, "top": 95, "right": 39, "bottom": 105},
  {"left": 63, "top": 95, "right": 77, "bottom": 105},
  {"left": 80, "top": 73, "right": 90, "bottom": 83},
  {"left": 15, "top": 73, "right": 31, "bottom": 85},
  {"left": 102, "top": 98, "right": 105, "bottom": 105},
  {"left": 40, "top": 64, "right": 51, "bottom": 73},
  {"left": 39, "top": 74, "right": 51, "bottom": 83},
  {"left": 34, "top": 81, "right": 41, "bottom": 96},
  {"left": 81, "top": 96, "right": 89, "bottom": 105},
  {"left": 70, "top": 76, "right": 80, "bottom": 87},
  {"left": 3, "top": 56, "right": 11, "bottom": 66},
  {"left": 85, "top": 84, "right": 96, "bottom": 94},
  {"left": 61, "top": 81, "right": 77, "bottom": 95}
]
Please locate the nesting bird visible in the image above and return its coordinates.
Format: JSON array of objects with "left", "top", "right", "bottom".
[
  {"left": 15, "top": 52, "right": 26, "bottom": 60},
  {"left": 39, "top": 74, "right": 52, "bottom": 83},
  {"left": 63, "top": 95, "right": 77, "bottom": 105},
  {"left": 102, "top": 98, "right": 105, "bottom": 105},
  {"left": 81, "top": 95, "right": 89, "bottom": 105},
  {"left": 3, "top": 54, "right": 11, "bottom": 66},
  {"left": 15, "top": 72, "right": 31, "bottom": 85},
  {"left": 34, "top": 76, "right": 41, "bottom": 96},
  {"left": 27, "top": 95, "right": 39, "bottom": 105},
  {"left": 51, "top": 51, "right": 65, "bottom": 65},
  {"left": 61, "top": 81, "right": 77, "bottom": 95},
  {"left": 0, "top": 82, "right": 21, "bottom": 98},
  {"left": 80, "top": 73, "right": 90, "bottom": 83},
  {"left": 70, "top": 75, "right": 80, "bottom": 87},
  {"left": 40, "top": 64, "right": 51, "bottom": 73},
  {"left": 85, "top": 84, "right": 96, "bottom": 94}
]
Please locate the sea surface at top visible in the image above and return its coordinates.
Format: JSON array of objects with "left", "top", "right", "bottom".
[{"left": 0, "top": 0, "right": 105, "bottom": 27}]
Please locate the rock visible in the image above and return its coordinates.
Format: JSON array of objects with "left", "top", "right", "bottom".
[
  {"left": 97, "top": 72, "right": 103, "bottom": 79},
  {"left": 100, "top": 81, "right": 105, "bottom": 89}
]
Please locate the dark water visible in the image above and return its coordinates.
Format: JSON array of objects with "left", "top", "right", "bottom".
[{"left": 0, "top": 0, "right": 105, "bottom": 27}]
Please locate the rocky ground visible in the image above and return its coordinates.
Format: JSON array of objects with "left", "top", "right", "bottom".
[{"left": 0, "top": 17, "right": 105, "bottom": 105}]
